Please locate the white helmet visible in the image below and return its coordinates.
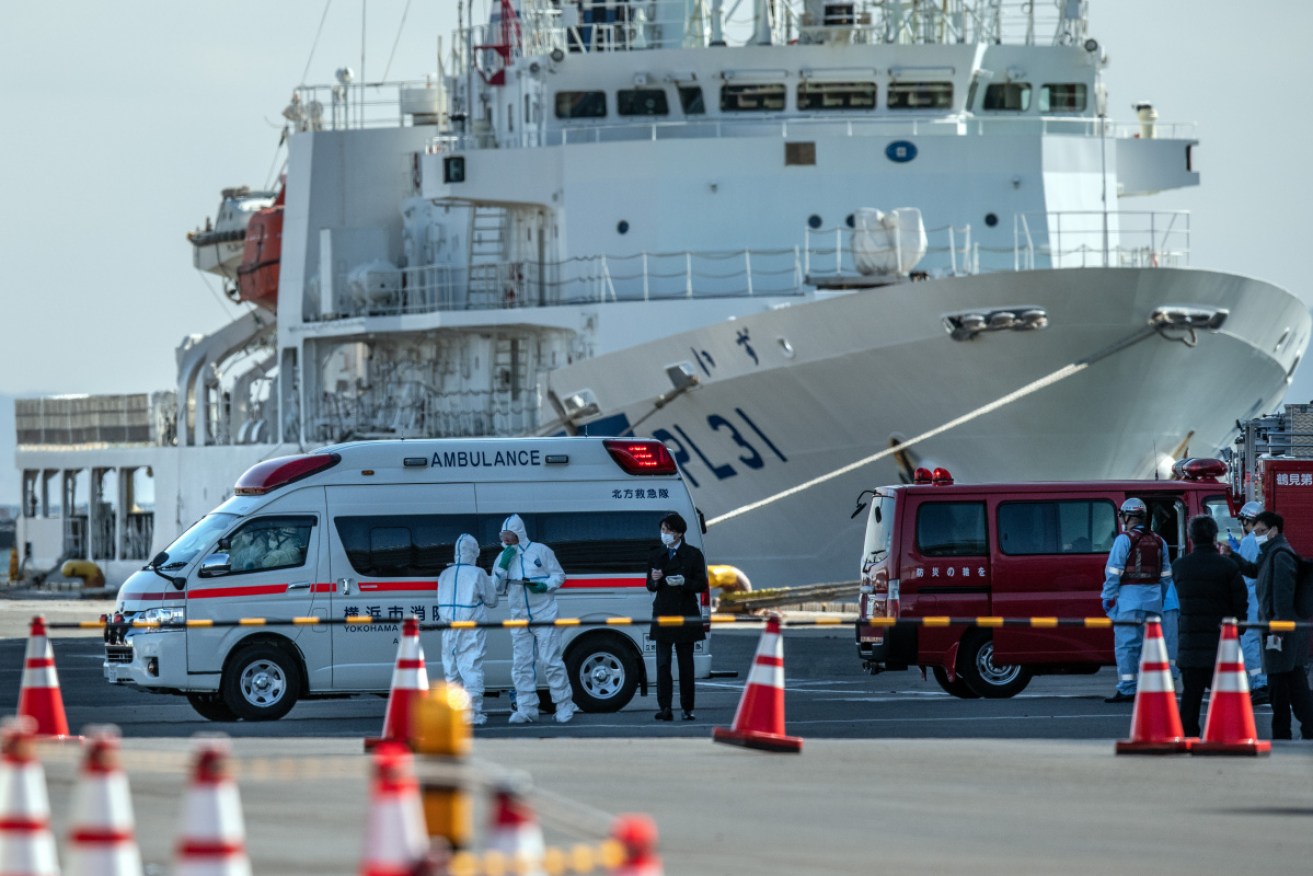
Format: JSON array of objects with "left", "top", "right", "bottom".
[
  {"left": 1120, "top": 498, "right": 1147, "bottom": 516},
  {"left": 1238, "top": 501, "right": 1263, "bottom": 520}
]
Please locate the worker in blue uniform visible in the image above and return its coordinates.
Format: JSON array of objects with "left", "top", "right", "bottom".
[
  {"left": 1229, "top": 501, "right": 1270, "bottom": 703},
  {"left": 1101, "top": 498, "right": 1173, "bottom": 703}
]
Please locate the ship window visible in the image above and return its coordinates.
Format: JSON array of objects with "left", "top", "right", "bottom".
[
  {"left": 617, "top": 88, "right": 670, "bottom": 116},
  {"left": 797, "top": 81, "right": 876, "bottom": 111},
  {"left": 983, "top": 82, "right": 1031, "bottom": 112},
  {"left": 1039, "top": 83, "right": 1087, "bottom": 112},
  {"left": 915, "top": 501, "right": 987, "bottom": 557},
  {"left": 997, "top": 501, "right": 1117, "bottom": 555},
  {"left": 678, "top": 85, "right": 705, "bottom": 114},
  {"left": 720, "top": 83, "right": 787, "bottom": 112},
  {"left": 554, "top": 90, "right": 607, "bottom": 119},
  {"left": 888, "top": 82, "right": 953, "bottom": 110}
]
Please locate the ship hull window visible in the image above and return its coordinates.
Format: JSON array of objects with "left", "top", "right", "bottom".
[
  {"left": 554, "top": 91, "right": 608, "bottom": 119},
  {"left": 888, "top": 82, "right": 953, "bottom": 110},
  {"left": 1039, "top": 83, "right": 1087, "bottom": 113},
  {"left": 678, "top": 85, "right": 705, "bottom": 115},
  {"left": 617, "top": 88, "right": 670, "bottom": 116},
  {"left": 798, "top": 81, "right": 876, "bottom": 111},
  {"left": 983, "top": 82, "right": 1032, "bottom": 112},
  {"left": 720, "top": 83, "right": 787, "bottom": 112}
]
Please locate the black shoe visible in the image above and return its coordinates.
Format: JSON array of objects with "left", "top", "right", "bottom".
[
  {"left": 1104, "top": 691, "right": 1135, "bottom": 704},
  {"left": 1250, "top": 687, "right": 1271, "bottom": 706},
  {"left": 682, "top": 711, "right": 696, "bottom": 721},
  {"left": 654, "top": 709, "right": 673, "bottom": 721}
]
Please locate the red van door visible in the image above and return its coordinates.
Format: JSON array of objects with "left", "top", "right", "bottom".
[{"left": 990, "top": 496, "right": 1118, "bottom": 664}]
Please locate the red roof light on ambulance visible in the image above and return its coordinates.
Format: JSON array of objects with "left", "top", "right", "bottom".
[
  {"left": 233, "top": 453, "right": 341, "bottom": 495},
  {"left": 603, "top": 439, "right": 677, "bottom": 475}
]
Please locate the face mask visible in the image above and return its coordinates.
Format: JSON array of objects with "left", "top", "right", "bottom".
[
  {"left": 660, "top": 532, "right": 676, "bottom": 546},
  {"left": 1253, "top": 533, "right": 1269, "bottom": 546}
]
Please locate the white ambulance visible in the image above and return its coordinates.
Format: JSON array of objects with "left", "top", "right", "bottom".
[{"left": 102, "top": 437, "right": 714, "bottom": 721}]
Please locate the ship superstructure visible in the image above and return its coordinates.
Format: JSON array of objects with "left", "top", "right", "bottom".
[{"left": 15, "top": 1, "right": 1309, "bottom": 588}]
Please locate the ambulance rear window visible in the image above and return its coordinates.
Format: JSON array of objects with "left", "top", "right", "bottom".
[{"left": 915, "top": 502, "right": 986, "bottom": 557}]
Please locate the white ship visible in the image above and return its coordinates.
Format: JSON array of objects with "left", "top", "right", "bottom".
[{"left": 15, "top": 1, "right": 1309, "bottom": 590}]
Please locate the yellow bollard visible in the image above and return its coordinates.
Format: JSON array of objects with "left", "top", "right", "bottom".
[
  {"left": 7, "top": 548, "right": 17, "bottom": 585},
  {"left": 412, "top": 682, "right": 473, "bottom": 850}
]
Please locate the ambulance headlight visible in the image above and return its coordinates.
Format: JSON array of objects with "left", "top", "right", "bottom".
[{"left": 138, "top": 607, "right": 186, "bottom": 629}]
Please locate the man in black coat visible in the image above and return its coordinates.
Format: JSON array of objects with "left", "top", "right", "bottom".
[
  {"left": 1172, "top": 515, "right": 1248, "bottom": 737},
  {"left": 646, "top": 512, "right": 709, "bottom": 721}
]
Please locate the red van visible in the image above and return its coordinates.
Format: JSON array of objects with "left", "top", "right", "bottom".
[{"left": 854, "top": 460, "right": 1235, "bottom": 698}]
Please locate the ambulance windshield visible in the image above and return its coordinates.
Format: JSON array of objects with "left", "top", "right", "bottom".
[{"left": 158, "top": 513, "right": 240, "bottom": 568}]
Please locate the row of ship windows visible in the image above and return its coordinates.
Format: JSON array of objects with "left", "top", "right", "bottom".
[{"left": 554, "top": 81, "right": 1087, "bottom": 119}]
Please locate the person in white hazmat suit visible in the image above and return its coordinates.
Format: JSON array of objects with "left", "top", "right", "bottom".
[
  {"left": 437, "top": 533, "right": 500, "bottom": 725},
  {"left": 491, "top": 514, "right": 577, "bottom": 724}
]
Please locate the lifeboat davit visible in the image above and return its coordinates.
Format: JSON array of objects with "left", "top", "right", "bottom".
[{"left": 234, "top": 186, "right": 284, "bottom": 311}]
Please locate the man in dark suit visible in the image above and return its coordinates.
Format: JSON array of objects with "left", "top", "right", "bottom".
[
  {"left": 646, "top": 512, "right": 709, "bottom": 721},
  {"left": 1172, "top": 515, "right": 1248, "bottom": 737}
]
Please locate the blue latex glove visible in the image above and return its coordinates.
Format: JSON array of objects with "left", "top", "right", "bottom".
[
  {"left": 1102, "top": 598, "right": 1116, "bottom": 615},
  {"left": 527, "top": 581, "right": 549, "bottom": 594},
  {"left": 497, "top": 545, "right": 517, "bottom": 571},
  {"left": 1226, "top": 530, "right": 1240, "bottom": 550}
]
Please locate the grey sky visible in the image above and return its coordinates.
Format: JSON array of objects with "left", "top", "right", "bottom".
[{"left": 2, "top": 1, "right": 1311, "bottom": 503}]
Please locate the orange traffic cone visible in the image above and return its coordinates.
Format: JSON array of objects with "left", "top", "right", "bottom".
[
  {"left": 1115, "top": 617, "right": 1191, "bottom": 754},
  {"left": 1192, "top": 619, "right": 1272, "bottom": 756},
  {"left": 359, "top": 741, "right": 429, "bottom": 876},
  {"left": 17, "top": 616, "right": 73, "bottom": 739},
  {"left": 174, "top": 738, "right": 251, "bottom": 876},
  {"left": 486, "top": 781, "right": 544, "bottom": 876},
  {"left": 0, "top": 716, "right": 60, "bottom": 876},
  {"left": 712, "top": 614, "right": 802, "bottom": 753},
  {"left": 366, "top": 616, "right": 429, "bottom": 750},
  {"left": 66, "top": 726, "right": 144, "bottom": 876},
  {"left": 609, "top": 814, "right": 663, "bottom": 876}
]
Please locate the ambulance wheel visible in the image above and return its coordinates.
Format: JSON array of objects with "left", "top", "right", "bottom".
[
  {"left": 957, "top": 632, "right": 1031, "bottom": 698},
  {"left": 565, "top": 633, "right": 640, "bottom": 713},
  {"left": 186, "top": 692, "right": 239, "bottom": 722},
  {"left": 221, "top": 643, "right": 301, "bottom": 721},
  {"left": 931, "top": 665, "right": 981, "bottom": 699}
]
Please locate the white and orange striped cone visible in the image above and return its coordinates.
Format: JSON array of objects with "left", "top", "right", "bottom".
[
  {"left": 486, "top": 781, "right": 545, "bottom": 876},
  {"left": 1115, "top": 617, "right": 1191, "bottom": 754},
  {"left": 173, "top": 737, "right": 251, "bottom": 876},
  {"left": 0, "top": 716, "right": 60, "bottom": 876},
  {"left": 365, "top": 616, "right": 429, "bottom": 750},
  {"left": 712, "top": 614, "right": 802, "bottom": 753},
  {"left": 66, "top": 727, "right": 143, "bottom": 876},
  {"left": 1192, "top": 619, "right": 1272, "bottom": 756},
  {"left": 359, "top": 741, "right": 429, "bottom": 876},
  {"left": 609, "top": 814, "right": 662, "bottom": 876},
  {"left": 17, "top": 616, "right": 73, "bottom": 740}
]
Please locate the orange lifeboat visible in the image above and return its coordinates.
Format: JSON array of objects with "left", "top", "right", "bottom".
[{"left": 234, "top": 186, "right": 284, "bottom": 311}]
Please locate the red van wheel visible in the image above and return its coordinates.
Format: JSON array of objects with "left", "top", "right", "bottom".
[
  {"left": 957, "top": 631, "right": 1032, "bottom": 698},
  {"left": 931, "top": 665, "right": 981, "bottom": 699}
]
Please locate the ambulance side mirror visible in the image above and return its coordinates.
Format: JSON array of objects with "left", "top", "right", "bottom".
[{"left": 198, "top": 552, "right": 232, "bottom": 578}]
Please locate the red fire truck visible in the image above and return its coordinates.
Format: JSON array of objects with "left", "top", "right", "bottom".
[{"left": 1226, "top": 404, "right": 1313, "bottom": 552}]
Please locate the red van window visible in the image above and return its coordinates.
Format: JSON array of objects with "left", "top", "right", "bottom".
[
  {"left": 915, "top": 502, "right": 986, "bottom": 557},
  {"left": 997, "top": 500, "right": 1117, "bottom": 556}
]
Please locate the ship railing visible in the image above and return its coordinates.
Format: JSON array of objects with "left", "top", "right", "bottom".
[
  {"left": 287, "top": 79, "right": 445, "bottom": 133},
  {"left": 309, "top": 389, "right": 540, "bottom": 442},
  {"left": 1013, "top": 210, "right": 1190, "bottom": 270},
  {"left": 510, "top": 113, "right": 1196, "bottom": 151},
  {"left": 803, "top": 222, "right": 978, "bottom": 278}
]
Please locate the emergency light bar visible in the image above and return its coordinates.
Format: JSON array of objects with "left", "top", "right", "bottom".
[
  {"left": 912, "top": 467, "right": 954, "bottom": 485},
  {"left": 1170, "top": 457, "right": 1227, "bottom": 481},
  {"left": 603, "top": 439, "right": 677, "bottom": 475},
  {"left": 234, "top": 453, "right": 342, "bottom": 495}
]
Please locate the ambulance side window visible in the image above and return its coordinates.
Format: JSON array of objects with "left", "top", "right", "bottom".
[
  {"left": 997, "top": 500, "right": 1116, "bottom": 555},
  {"left": 335, "top": 515, "right": 476, "bottom": 577},
  {"left": 915, "top": 502, "right": 986, "bottom": 557},
  {"left": 226, "top": 516, "right": 315, "bottom": 574}
]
